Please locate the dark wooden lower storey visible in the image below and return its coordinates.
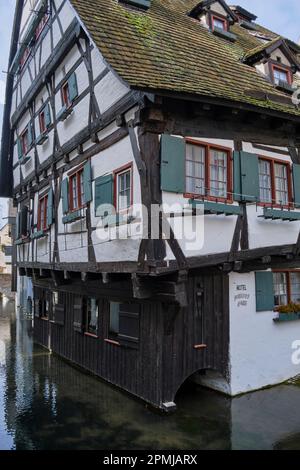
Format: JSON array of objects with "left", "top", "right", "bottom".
[{"left": 32, "top": 272, "right": 229, "bottom": 411}]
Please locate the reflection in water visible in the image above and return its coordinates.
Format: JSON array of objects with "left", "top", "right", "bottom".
[{"left": 0, "top": 300, "right": 300, "bottom": 450}]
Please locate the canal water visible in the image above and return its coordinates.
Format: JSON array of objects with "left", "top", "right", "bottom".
[{"left": 1, "top": 299, "right": 300, "bottom": 450}]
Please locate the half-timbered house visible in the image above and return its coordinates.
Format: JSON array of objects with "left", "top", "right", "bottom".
[{"left": 1, "top": 0, "right": 300, "bottom": 411}]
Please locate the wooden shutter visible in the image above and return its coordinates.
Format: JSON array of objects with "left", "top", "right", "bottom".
[
  {"left": 54, "top": 304, "right": 65, "bottom": 326},
  {"left": 118, "top": 303, "right": 140, "bottom": 343},
  {"left": 83, "top": 160, "right": 92, "bottom": 204},
  {"left": 17, "top": 138, "right": 23, "bottom": 160},
  {"left": 233, "top": 151, "right": 242, "bottom": 202},
  {"left": 45, "top": 103, "right": 52, "bottom": 128},
  {"left": 27, "top": 123, "right": 33, "bottom": 147},
  {"left": 235, "top": 151, "right": 259, "bottom": 202},
  {"left": 73, "top": 296, "right": 83, "bottom": 332},
  {"left": 160, "top": 135, "right": 185, "bottom": 193},
  {"left": 47, "top": 187, "right": 54, "bottom": 227},
  {"left": 293, "top": 164, "right": 300, "bottom": 208},
  {"left": 61, "top": 178, "right": 69, "bottom": 214},
  {"left": 255, "top": 272, "right": 274, "bottom": 312},
  {"left": 94, "top": 174, "right": 114, "bottom": 216},
  {"left": 68, "top": 73, "right": 78, "bottom": 102}
]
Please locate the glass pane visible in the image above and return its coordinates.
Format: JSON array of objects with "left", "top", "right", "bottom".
[
  {"left": 213, "top": 18, "right": 225, "bottom": 30},
  {"left": 273, "top": 272, "right": 288, "bottom": 306},
  {"left": 274, "top": 163, "right": 288, "bottom": 205},
  {"left": 186, "top": 144, "right": 205, "bottom": 195},
  {"left": 273, "top": 68, "right": 288, "bottom": 85},
  {"left": 259, "top": 159, "right": 272, "bottom": 203},
  {"left": 110, "top": 302, "right": 120, "bottom": 334},
  {"left": 209, "top": 149, "right": 227, "bottom": 198},
  {"left": 87, "top": 298, "right": 98, "bottom": 334},
  {"left": 290, "top": 272, "right": 300, "bottom": 304},
  {"left": 118, "top": 170, "right": 131, "bottom": 210}
]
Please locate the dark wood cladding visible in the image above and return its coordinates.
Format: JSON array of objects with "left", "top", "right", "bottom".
[{"left": 33, "top": 272, "right": 229, "bottom": 410}]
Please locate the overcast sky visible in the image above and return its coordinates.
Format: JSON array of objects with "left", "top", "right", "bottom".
[{"left": 0, "top": 0, "right": 299, "bottom": 219}]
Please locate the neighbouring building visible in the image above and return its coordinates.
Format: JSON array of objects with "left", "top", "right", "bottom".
[{"left": 1, "top": 0, "right": 300, "bottom": 411}]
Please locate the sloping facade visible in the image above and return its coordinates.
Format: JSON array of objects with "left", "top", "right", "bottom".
[{"left": 1, "top": 0, "right": 300, "bottom": 410}]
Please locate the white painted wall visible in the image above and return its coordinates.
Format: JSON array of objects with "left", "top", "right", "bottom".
[{"left": 228, "top": 271, "right": 300, "bottom": 395}]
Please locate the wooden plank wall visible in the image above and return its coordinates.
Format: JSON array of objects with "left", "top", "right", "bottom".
[{"left": 33, "top": 272, "right": 229, "bottom": 409}]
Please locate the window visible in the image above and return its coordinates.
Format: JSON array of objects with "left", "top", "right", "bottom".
[
  {"left": 62, "top": 81, "right": 71, "bottom": 108},
  {"left": 38, "top": 194, "right": 48, "bottom": 231},
  {"left": 212, "top": 15, "right": 227, "bottom": 31},
  {"left": 39, "top": 109, "right": 46, "bottom": 134},
  {"left": 258, "top": 158, "right": 291, "bottom": 206},
  {"left": 115, "top": 165, "right": 132, "bottom": 212},
  {"left": 69, "top": 168, "right": 84, "bottom": 211},
  {"left": 84, "top": 298, "right": 99, "bottom": 336},
  {"left": 273, "top": 271, "right": 300, "bottom": 306},
  {"left": 35, "top": 12, "right": 49, "bottom": 40},
  {"left": 271, "top": 64, "right": 292, "bottom": 86},
  {"left": 108, "top": 302, "right": 140, "bottom": 345},
  {"left": 185, "top": 142, "right": 231, "bottom": 201}
]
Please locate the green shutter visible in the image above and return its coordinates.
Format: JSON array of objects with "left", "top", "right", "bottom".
[
  {"left": 94, "top": 174, "right": 114, "bottom": 217},
  {"left": 233, "top": 151, "right": 242, "bottom": 201},
  {"left": 17, "top": 138, "right": 23, "bottom": 160},
  {"left": 293, "top": 164, "right": 300, "bottom": 208},
  {"left": 27, "top": 123, "right": 33, "bottom": 147},
  {"left": 47, "top": 187, "right": 54, "bottom": 227},
  {"left": 240, "top": 151, "right": 259, "bottom": 202},
  {"left": 83, "top": 160, "right": 92, "bottom": 204},
  {"left": 255, "top": 272, "right": 275, "bottom": 312},
  {"left": 61, "top": 178, "right": 69, "bottom": 215},
  {"left": 45, "top": 103, "right": 51, "bottom": 128},
  {"left": 68, "top": 72, "right": 78, "bottom": 103},
  {"left": 160, "top": 134, "right": 185, "bottom": 193}
]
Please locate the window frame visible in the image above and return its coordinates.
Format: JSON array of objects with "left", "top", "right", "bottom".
[
  {"left": 68, "top": 166, "right": 85, "bottom": 212},
  {"left": 273, "top": 270, "right": 300, "bottom": 306},
  {"left": 106, "top": 301, "right": 140, "bottom": 348},
  {"left": 269, "top": 62, "right": 293, "bottom": 86},
  {"left": 208, "top": 11, "right": 229, "bottom": 32},
  {"left": 20, "top": 46, "right": 31, "bottom": 70},
  {"left": 35, "top": 11, "right": 50, "bottom": 40},
  {"left": 39, "top": 108, "right": 47, "bottom": 134},
  {"left": 37, "top": 193, "right": 49, "bottom": 231},
  {"left": 258, "top": 156, "right": 292, "bottom": 208},
  {"left": 184, "top": 139, "right": 233, "bottom": 203},
  {"left": 61, "top": 81, "right": 71, "bottom": 109},
  {"left": 20, "top": 128, "right": 29, "bottom": 155},
  {"left": 114, "top": 163, "right": 133, "bottom": 213}
]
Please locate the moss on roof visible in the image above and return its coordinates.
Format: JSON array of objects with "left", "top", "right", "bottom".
[{"left": 69, "top": 0, "right": 300, "bottom": 118}]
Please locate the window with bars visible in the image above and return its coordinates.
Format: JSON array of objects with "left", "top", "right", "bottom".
[
  {"left": 273, "top": 271, "right": 300, "bottom": 306},
  {"left": 185, "top": 142, "right": 231, "bottom": 200},
  {"left": 259, "top": 158, "right": 291, "bottom": 206}
]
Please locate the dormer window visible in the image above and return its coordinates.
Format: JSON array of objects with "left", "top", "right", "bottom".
[
  {"left": 212, "top": 15, "right": 228, "bottom": 31},
  {"left": 271, "top": 64, "right": 292, "bottom": 86}
]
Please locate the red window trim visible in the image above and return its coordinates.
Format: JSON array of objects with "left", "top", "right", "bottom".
[
  {"left": 69, "top": 167, "right": 85, "bottom": 212},
  {"left": 270, "top": 62, "right": 293, "bottom": 86},
  {"left": 258, "top": 155, "right": 293, "bottom": 209},
  {"left": 113, "top": 163, "right": 134, "bottom": 213},
  {"left": 38, "top": 194, "right": 48, "bottom": 231},
  {"left": 20, "top": 46, "right": 31, "bottom": 70},
  {"left": 20, "top": 128, "right": 29, "bottom": 155},
  {"left": 61, "top": 81, "right": 71, "bottom": 108},
  {"left": 273, "top": 269, "right": 300, "bottom": 306},
  {"left": 211, "top": 13, "right": 229, "bottom": 31},
  {"left": 35, "top": 12, "right": 50, "bottom": 40},
  {"left": 183, "top": 139, "right": 233, "bottom": 204}
]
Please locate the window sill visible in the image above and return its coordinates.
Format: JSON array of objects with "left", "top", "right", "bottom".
[
  {"left": 273, "top": 313, "right": 300, "bottom": 323},
  {"left": 40, "top": 317, "right": 49, "bottom": 322},
  {"left": 31, "top": 230, "right": 49, "bottom": 240},
  {"left": 62, "top": 210, "right": 85, "bottom": 224},
  {"left": 104, "top": 338, "right": 120, "bottom": 346},
  {"left": 16, "top": 236, "right": 31, "bottom": 245},
  {"left": 184, "top": 193, "right": 233, "bottom": 204},
  {"left": 19, "top": 154, "right": 32, "bottom": 165},
  {"left": 275, "top": 81, "right": 294, "bottom": 94},
  {"left": 84, "top": 332, "right": 98, "bottom": 339},
  {"left": 260, "top": 207, "right": 300, "bottom": 222},
  {"left": 212, "top": 27, "right": 237, "bottom": 42},
  {"left": 189, "top": 199, "right": 242, "bottom": 216},
  {"left": 57, "top": 105, "right": 74, "bottom": 122},
  {"left": 36, "top": 132, "right": 49, "bottom": 146}
]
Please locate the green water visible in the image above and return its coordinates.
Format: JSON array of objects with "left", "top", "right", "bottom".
[{"left": 1, "top": 299, "right": 300, "bottom": 450}]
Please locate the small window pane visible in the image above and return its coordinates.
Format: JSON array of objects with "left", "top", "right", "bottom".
[
  {"left": 213, "top": 17, "right": 226, "bottom": 30},
  {"left": 186, "top": 144, "right": 205, "bottom": 195},
  {"left": 259, "top": 159, "right": 272, "bottom": 203},
  {"left": 209, "top": 149, "right": 227, "bottom": 198},
  {"left": 86, "top": 298, "right": 99, "bottom": 335},
  {"left": 273, "top": 272, "right": 288, "bottom": 306},
  {"left": 274, "top": 163, "right": 288, "bottom": 205},
  {"left": 117, "top": 170, "right": 131, "bottom": 211},
  {"left": 273, "top": 68, "right": 289, "bottom": 85},
  {"left": 290, "top": 273, "right": 300, "bottom": 304}
]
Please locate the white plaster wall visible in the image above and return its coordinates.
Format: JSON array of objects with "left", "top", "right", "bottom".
[
  {"left": 59, "top": 0, "right": 76, "bottom": 32},
  {"left": 94, "top": 72, "right": 129, "bottom": 114},
  {"left": 270, "top": 49, "right": 291, "bottom": 67},
  {"left": 228, "top": 272, "right": 300, "bottom": 395}
]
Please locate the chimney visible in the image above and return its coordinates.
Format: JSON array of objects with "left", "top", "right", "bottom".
[{"left": 119, "top": 0, "right": 151, "bottom": 10}]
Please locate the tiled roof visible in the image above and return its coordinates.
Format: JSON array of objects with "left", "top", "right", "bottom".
[{"left": 70, "top": 0, "right": 300, "bottom": 117}]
